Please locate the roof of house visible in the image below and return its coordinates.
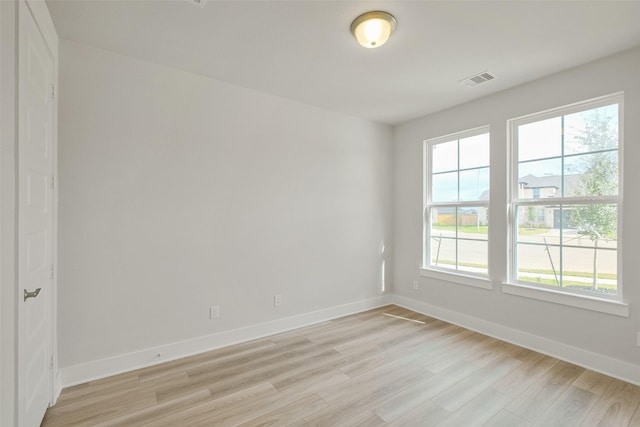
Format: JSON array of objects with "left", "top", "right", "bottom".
[{"left": 519, "top": 174, "right": 581, "bottom": 191}]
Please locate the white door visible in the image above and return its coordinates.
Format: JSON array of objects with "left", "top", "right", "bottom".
[{"left": 17, "top": 2, "right": 54, "bottom": 426}]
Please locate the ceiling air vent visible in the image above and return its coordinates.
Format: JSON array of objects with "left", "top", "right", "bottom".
[
  {"left": 184, "top": 0, "right": 207, "bottom": 7},
  {"left": 458, "top": 71, "right": 495, "bottom": 87}
]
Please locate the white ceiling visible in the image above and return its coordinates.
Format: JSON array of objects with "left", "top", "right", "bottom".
[{"left": 46, "top": 0, "right": 640, "bottom": 125}]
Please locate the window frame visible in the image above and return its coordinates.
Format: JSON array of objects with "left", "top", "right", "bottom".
[
  {"left": 505, "top": 93, "right": 626, "bottom": 316},
  {"left": 422, "top": 125, "right": 491, "bottom": 289}
]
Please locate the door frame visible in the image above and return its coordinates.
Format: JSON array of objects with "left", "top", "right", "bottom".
[{"left": 0, "top": 1, "right": 20, "bottom": 425}]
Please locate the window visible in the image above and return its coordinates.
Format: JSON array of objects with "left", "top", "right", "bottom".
[
  {"left": 509, "top": 94, "right": 622, "bottom": 300},
  {"left": 423, "top": 127, "right": 490, "bottom": 282},
  {"left": 532, "top": 188, "right": 540, "bottom": 199}
]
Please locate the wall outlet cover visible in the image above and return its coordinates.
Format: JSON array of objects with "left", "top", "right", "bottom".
[{"left": 210, "top": 305, "right": 220, "bottom": 319}]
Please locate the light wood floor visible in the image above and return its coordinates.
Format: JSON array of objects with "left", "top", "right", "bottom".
[{"left": 42, "top": 305, "right": 640, "bottom": 427}]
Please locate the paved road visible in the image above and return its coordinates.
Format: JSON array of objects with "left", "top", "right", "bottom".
[{"left": 430, "top": 228, "right": 617, "bottom": 284}]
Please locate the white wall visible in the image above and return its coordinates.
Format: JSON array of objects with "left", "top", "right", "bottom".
[
  {"left": 58, "top": 41, "right": 393, "bottom": 374},
  {"left": 393, "top": 48, "right": 640, "bottom": 373}
]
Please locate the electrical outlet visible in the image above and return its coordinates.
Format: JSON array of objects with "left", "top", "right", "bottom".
[
  {"left": 413, "top": 280, "right": 419, "bottom": 290},
  {"left": 274, "top": 294, "right": 282, "bottom": 307},
  {"left": 210, "top": 305, "right": 220, "bottom": 319}
]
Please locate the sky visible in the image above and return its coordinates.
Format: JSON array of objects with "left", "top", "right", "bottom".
[{"left": 429, "top": 103, "right": 618, "bottom": 203}]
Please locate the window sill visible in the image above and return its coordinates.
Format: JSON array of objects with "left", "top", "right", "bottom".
[
  {"left": 420, "top": 268, "right": 493, "bottom": 290},
  {"left": 502, "top": 282, "right": 629, "bottom": 317}
]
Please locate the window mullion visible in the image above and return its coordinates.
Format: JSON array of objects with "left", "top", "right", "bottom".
[{"left": 559, "top": 114, "right": 565, "bottom": 288}]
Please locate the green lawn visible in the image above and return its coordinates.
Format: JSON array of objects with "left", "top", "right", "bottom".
[
  {"left": 431, "top": 225, "right": 549, "bottom": 235},
  {"left": 432, "top": 260, "right": 617, "bottom": 291},
  {"left": 432, "top": 225, "right": 488, "bottom": 234},
  {"left": 526, "top": 277, "right": 617, "bottom": 292},
  {"left": 434, "top": 259, "right": 486, "bottom": 269},
  {"left": 518, "top": 267, "right": 616, "bottom": 280}
]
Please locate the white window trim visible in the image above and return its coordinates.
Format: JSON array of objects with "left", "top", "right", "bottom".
[
  {"left": 421, "top": 267, "right": 492, "bottom": 290},
  {"left": 502, "top": 282, "right": 629, "bottom": 317},
  {"left": 507, "top": 92, "right": 625, "bottom": 309},
  {"left": 423, "top": 125, "right": 491, "bottom": 287}
]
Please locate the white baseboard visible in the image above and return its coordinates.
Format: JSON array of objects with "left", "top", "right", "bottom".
[
  {"left": 60, "top": 293, "right": 639, "bottom": 389},
  {"left": 392, "top": 294, "right": 640, "bottom": 386},
  {"left": 52, "top": 370, "right": 62, "bottom": 406},
  {"left": 61, "top": 294, "right": 393, "bottom": 388}
]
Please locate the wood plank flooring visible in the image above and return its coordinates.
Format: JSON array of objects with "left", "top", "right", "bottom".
[{"left": 42, "top": 305, "right": 640, "bottom": 426}]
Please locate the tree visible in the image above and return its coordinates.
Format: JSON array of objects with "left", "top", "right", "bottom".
[
  {"left": 527, "top": 206, "right": 536, "bottom": 229},
  {"left": 569, "top": 108, "right": 618, "bottom": 290}
]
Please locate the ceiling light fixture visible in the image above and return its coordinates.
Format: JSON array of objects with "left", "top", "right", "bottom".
[{"left": 350, "top": 11, "right": 397, "bottom": 49}]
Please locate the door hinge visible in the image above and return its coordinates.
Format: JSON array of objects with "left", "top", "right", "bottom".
[
  {"left": 51, "top": 265, "right": 54, "bottom": 279},
  {"left": 50, "top": 175, "right": 55, "bottom": 190},
  {"left": 51, "top": 84, "right": 56, "bottom": 99},
  {"left": 50, "top": 355, "right": 54, "bottom": 370}
]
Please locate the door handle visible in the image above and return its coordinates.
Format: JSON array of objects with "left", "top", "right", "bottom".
[{"left": 24, "top": 287, "right": 42, "bottom": 302}]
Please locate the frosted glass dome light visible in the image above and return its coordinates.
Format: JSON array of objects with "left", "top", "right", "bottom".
[{"left": 350, "top": 11, "right": 397, "bottom": 49}]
